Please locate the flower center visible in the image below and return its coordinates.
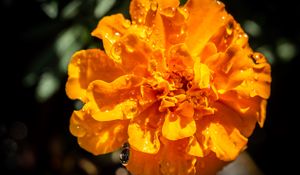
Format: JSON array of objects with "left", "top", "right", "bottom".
[{"left": 149, "top": 66, "right": 217, "bottom": 118}]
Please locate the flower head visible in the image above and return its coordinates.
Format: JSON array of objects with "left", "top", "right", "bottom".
[{"left": 66, "top": 0, "right": 271, "bottom": 174}]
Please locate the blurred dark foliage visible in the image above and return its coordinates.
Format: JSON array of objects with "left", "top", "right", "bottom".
[{"left": 1, "top": 0, "right": 300, "bottom": 174}]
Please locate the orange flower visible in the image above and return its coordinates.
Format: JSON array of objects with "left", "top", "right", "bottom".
[{"left": 66, "top": 0, "right": 271, "bottom": 174}]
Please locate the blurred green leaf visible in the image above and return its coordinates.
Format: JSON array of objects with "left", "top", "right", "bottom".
[
  {"left": 36, "top": 72, "right": 60, "bottom": 102},
  {"left": 41, "top": 1, "right": 58, "bottom": 19},
  {"left": 276, "top": 39, "right": 297, "bottom": 62},
  {"left": 243, "top": 20, "right": 262, "bottom": 37},
  {"left": 94, "top": 0, "right": 116, "bottom": 18},
  {"left": 61, "top": 0, "right": 82, "bottom": 19},
  {"left": 55, "top": 25, "right": 88, "bottom": 72}
]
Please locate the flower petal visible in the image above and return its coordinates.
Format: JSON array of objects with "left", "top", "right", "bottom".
[
  {"left": 219, "top": 90, "right": 268, "bottom": 129},
  {"left": 213, "top": 101, "right": 256, "bottom": 138},
  {"left": 184, "top": 0, "right": 228, "bottom": 56},
  {"left": 69, "top": 110, "right": 128, "bottom": 155},
  {"left": 196, "top": 102, "right": 249, "bottom": 161},
  {"left": 65, "top": 49, "right": 124, "bottom": 101},
  {"left": 129, "top": 0, "right": 179, "bottom": 24},
  {"left": 196, "top": 152, "right": 227, "bottom": 175},
  {"left": 204, "top": 123, "right": 247, "bottom": 161},
  {"left": 175, "top": 101, "right": 194, "bottom": 118},
  {"left": 128, "top": 103, "right": 163, "bottom": 154},
  {"left": 209, "top": 16, "right": 250, "bottom": 52},
  {"left": 158, "top": 138, "right": 196, "bottom": 175},
  {"left": 92, "top": 14, "right": 130, "bottom": 58},
  {"left": 128, "top": 138, "right": 197, "bottom": 175},
  {"left": 186, "top": 136, "right": 206, "bottom": 157},
  {"left": 193, "top": 61, "right": 212, "bottom": 89},
  {"left": 85, "top": 75, "right": 143, "bottom": 121},
  {"left": 210, "top": 46, "right": 271, "bottom": 99},
  {"left": 167, "top": 44, "right": 194, "bottom": 71},
  {"left": 126, "top": 148, "right": 160, "bottom": 175},
  {"left": 116, "top": 33, "right": 151, "bottom": 72},
  {"left": 162, "top": 112, "right": 196, "bottom": 140}
]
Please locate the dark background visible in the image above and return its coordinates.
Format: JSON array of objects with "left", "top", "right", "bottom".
[{"left": 1, "top": 0, "right": 299, "bottom": 174}]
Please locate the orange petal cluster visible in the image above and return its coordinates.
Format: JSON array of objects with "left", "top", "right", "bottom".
[{"left": 66, "top": 0, "right": 271, "bottom": 174}]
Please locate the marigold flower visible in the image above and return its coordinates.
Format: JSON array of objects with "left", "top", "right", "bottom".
[{"left": 66, "top": 0, "right": 271, "bottom": 174}]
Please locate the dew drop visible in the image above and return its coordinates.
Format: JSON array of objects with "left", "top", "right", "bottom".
[
  {"left": 168, "top": 26, "right": 187, "bottom": 44},
  {"left": 70, "top": 124, "right": 86, "bottom": 137},
  {"left": 150, "top": 1, "right": 158, "bottom": 11},
  {"left": 137, "top": 18, "right": 143, "bottom": 23},
  {"left": 236, "top": 33, "right": 248, "bottom": 46},
  {"left": 120, "top": 142, "right": 130, "bottom": 166},
  {"left": 122, "top": 20, "right": 131, "bottom": 28},
  {"left": 111, "top": 43, "right": 122, "bottom": 62},
  {"left": 250, "top": 52, "right": 264, "bottom": 64},
  {"left": 254, "top": 73, "right": 259, "bottom": 81},
  {"left": 226, "top": 21, "right": 234, "bottom": 35},
  {"left": 180, "top": 7, "right": 189, "bottom": 19},
  {"left": 123, "top": 101, "right": 138, "bottom": 118},
  {"left": 161, "top": 7, "right": 176, "bottom": 17},
  {"left": 221, "top": 15, "right": 226, "bottom": 20},
  {"left": 216, "top": 0, "right": 222, "bottom": 5},
  {"left": 146, "top": 27, "right": 153, "bottom": 36},
  {"left": 169, "top": 113, "right": 176, "bottom": 120},
  {"left": 114, "top": 32, "right": 121, "bottom": 37}
]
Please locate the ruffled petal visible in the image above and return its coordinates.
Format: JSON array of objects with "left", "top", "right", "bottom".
[
  {"left": 196, "top": 102, "right": 249, "bottom": 161},
  {"left": 186, "top": 136, "right": 206, "bottom": 157},
  {"left": 160, "top": 7, "right": 189, "bottom": 47},
  {"left": 85, "top": 75, "right": 143, "bottom": 121},
  {"left": 219, "top": 90, "right": 268, "bottom": 129},
  {"left": 114, "top": 32, "right": 151, "bottom": 72},
  {"left": 193, "top": 61, "right": 212, "bottom": 89},
  {"left": 184, "top": 0, "right": 228, "bottom": 56},
  {"left": 167, "top": 44, "right": 194, "bottom": 71},
  {"left": 92, "top": 14, "right": 130, "bottom": 58},
  {"left": 196, "top": 152, "right": 227, "bottom": 175},
  {"left": 69, "top": 110, "right": 128, "bottom": 155},
  {"left": 128, "top": 103, "right": 163, "bottom": 154},
  {"left": 128, "top": 138, "right": 197, "bottom": 175},
  {"left": 203, "top": 122, "right": 248, "bottom": 161},
  {"left": 126, "top": 149, "right": 160, "bottom": 175},
  {"left": 162, "top": 112, "right": 196, "bottom": 140},
  {"left": 213, "top": 101, "right": 256, "bottom": 138},
  {"left": 65, "top": 49, "right": 124, "bottom": 101},
  {"left": 208, "top": 46, "right": 271, "bottom": 99},
  {"left": 130, "top": 0, "right": 179, "bottom": 24},
  {"left": 158, "top": 138, "right": 196, "bottom": 175},
  {"left": 209, "top": 16, "right": 250, "bottom": 52}
]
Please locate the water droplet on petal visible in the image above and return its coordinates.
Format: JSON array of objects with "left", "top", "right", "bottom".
[
  {"left": 122, "top": 20, "right": 131, "bottom": 28},
  {"left": 111, "top": 42, "right": 122, "bottom": 62},
  {"left": 114, "top": 32, "right": 121, "bottom": 37},
  {"left": 146, "top": 27, "right": 153, "bottom": 36},
  {"left": 250, "top": 52, "right": 264, "bottom": 64},
  {"left": 221, "top": 15, "right": 226, "bottom": 20},
  {"left": 236, "top": 33, "right": 248, "bottom": 46},
  {"left": 168, "top": 26, "right": 187, "bottom": 44},
  {"left": 122, "top": 100, "right": 138, "bottom": 118},
  {"left": 120, "top": 143, "right": 130, "bottom": 166},
  {"left": 226, "top": 21, "right": 234, "bottom": 35},
  {"left": 137, "top": 18, "right": 143, "bottom": 24},
  {"left": 254, "top": 73, "right": 259, "bottom": 81},
  {"left": 159, "top": 160, "right": 176, "bottom": 174},
  {"left": 216, "top": 0, "right": 222, "bottom": 5},
  {"left": 179, "top": 7, "right": 189, "bottom": 19},
  {"left": 70, "top": 124, "right": 86, "bottom": 137},
  {"left": 76, "top": 58, "right": 81, "bottom": 65},
  {"left": 161, "top": 7, "right": 176, "bottom": 17},
  {"left": 150, "top": 1, "right": 158, "bottom": 11}
]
